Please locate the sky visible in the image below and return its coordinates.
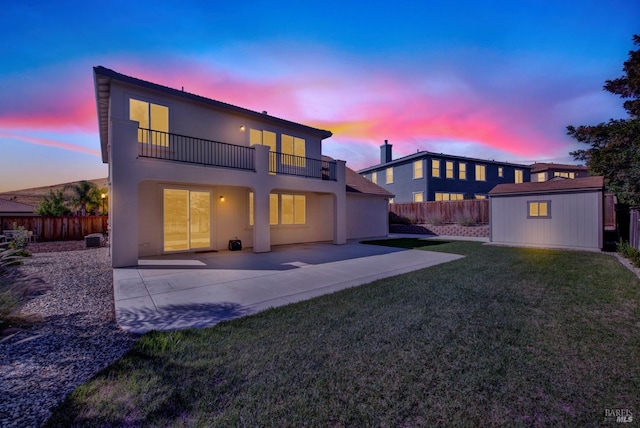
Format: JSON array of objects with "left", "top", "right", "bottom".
[{"left": 0, "top": 0, "right": 638, "bottom": 192}]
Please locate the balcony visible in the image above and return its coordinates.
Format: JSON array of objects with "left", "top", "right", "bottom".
[{"left": 137, "top": 128, "right": 337, "bottom": 181}]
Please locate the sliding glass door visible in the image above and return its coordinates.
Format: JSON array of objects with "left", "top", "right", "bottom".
[{"left": 163, "top": 189, "right": 211, "bottom": 252}]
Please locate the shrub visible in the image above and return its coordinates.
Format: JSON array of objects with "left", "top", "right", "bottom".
[
  {"left": 454, "top": 210, "right": 478, "bottom": 227},
  {"left": 389, "top": 212, "right": 412, "bottom": 225},
  {"left": 425, "top": 213, "right": 446, "bottom": 226},
  {"left": 617, "top": 241, "right": 640, "bottom": 267},
  {"left": 0, "top": 247, "right": 48, "bottom": 325},
  {"left": 8, "top": 224, "right": 31, "bottom": 257}
]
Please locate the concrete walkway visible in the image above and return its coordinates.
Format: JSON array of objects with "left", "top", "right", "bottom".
[{"left": 113, "top": 239, "right": 465, "bottom": 333}]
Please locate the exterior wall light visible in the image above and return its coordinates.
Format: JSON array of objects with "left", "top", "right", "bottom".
[{"left": 220, "top": 195, "right": 225, "bottom": 202}]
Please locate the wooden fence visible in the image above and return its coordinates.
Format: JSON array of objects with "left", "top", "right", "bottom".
[
  {"left": 0, "top": 216, "right": 108, "bottom": 241},
  {"left": 389, "top": 200, "right": 489, "bottom": 224},
  {"left": 604, "top": 193, "right": 617, "bottom": 230}
]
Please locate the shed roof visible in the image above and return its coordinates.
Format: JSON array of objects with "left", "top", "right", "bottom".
[
  {"left": 0, "top": 198, "right": 36, "bottom": 213},
  {"left": 94, "top": 66, "right": 333, "bottom": 162},
  {"left": 489, "top": 176, "right": 604, "bottom": 196}
]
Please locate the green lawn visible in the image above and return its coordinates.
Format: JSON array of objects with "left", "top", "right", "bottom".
[{"left": 46, "top": 240, "right": 640, "bottom": 427}]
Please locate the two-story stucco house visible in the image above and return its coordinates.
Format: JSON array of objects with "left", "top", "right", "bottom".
[
  {"left": 358, "top": 141, "right": 532, "bottom": 203},
  {"left": 94, "top": 67, "right": 391, "bottom": 267}
]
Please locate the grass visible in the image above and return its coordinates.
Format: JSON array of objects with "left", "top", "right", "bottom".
[{"left": 46, "top": 240, "right": 640, "bottom": 426}]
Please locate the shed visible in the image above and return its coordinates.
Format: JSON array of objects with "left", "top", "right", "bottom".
[
  {"left": 0, "top": 198, "right": 36, "bottom": 216},
  {"left": 489, "top": 176, "right": 604, "bottom": 251}
]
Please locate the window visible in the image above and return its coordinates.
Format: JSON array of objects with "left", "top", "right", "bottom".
[
  {"left": 250, "top": 129, "right": 277, "bottom": 173},
  {"left": 281, "top": 134, "right": 306, "bottom": 166},
  {"left": 554, "top": 171, "right": 575, "bottom": 179},
  {"left": 528, "top": 201, "right": 551, "bottom": 218},
  {"left": 250, "top": 192, "right": 304, "bottom": 225},
  {"left": 435, "top": 192, "right": 464, "bottom": 201},
  {"left": 269, "top": 194, "right": 279, "bottom": 225},
  {"left": 130, "top": 98, "right": 169, "bottom": 146},
  {"left": 498, "top": 167, "right": 503, "bottom": 177},
  {"left": 515, "top": 169, "right": 524, "bottom": 184},
  {"left": 475, "top": 164, "right": 486, "bottom": 181},
  {"left": 446, "top": 161, "right": 454, "bottom": 179},
  {"left": 371, "top": 172, "right": 377, "bottom": 184},
  {"left": 432, "top": 159, "right": 441, "bottom": 177},
  {"left": 413, "top": 160, "right": 423, "bottom": 179},
  {"left": 413, "top": 192, "right": 424, "bottom": 202},
  {"left": 474, "top": 195, "right": 486, "bottom": 200},
  {"left": 535, "top": 173, "right": 546, "bottom": 182},
  {"left": 459, "top": 162, "right": 467, "bottom": 180},
  {"left": 386, "top": 167, "right": 393, "bottom": 184}
]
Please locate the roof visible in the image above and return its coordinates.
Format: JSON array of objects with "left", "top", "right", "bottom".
[
  {"left": 345, "top": 167, "right": 394, "bottom": 197},
  {"left": 0, "top": 198, "right": 36, "bottom": 213},
  {"left": 94, "top": 66, "right": 333, "bottom": 162},
  {"left": 358, "top": 150, "right": 532, "bottom": 174},
  {"left": 530, "top": 162, "right": 588, "bottom": 174},
  {"left": 489, "top": 176, "right": 604, "bottom": 196}
]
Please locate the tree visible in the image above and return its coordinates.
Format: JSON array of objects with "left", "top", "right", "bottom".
[
  {"left": 66, "top": 181, "right": 101, "bottom": 216},
  {"left": 35, "top": 189, "right": 72, "bottom": 216},
  {"left": 568, "top": 34, "right": 640, "bottom": 206}
]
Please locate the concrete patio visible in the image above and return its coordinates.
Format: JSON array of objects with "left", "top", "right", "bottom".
[{"left": 113, "top": 238, "right": 466, "bottom": 333}]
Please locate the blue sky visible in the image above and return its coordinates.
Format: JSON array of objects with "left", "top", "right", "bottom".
[{"left": 0, "top": 0, "right": 637, "bottom": 191}]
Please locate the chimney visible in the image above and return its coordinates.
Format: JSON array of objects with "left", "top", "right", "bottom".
[{"left": 380, "top": 140, "right": 392, "bottom": 164}]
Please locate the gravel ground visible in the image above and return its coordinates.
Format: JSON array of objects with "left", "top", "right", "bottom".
[{"left": 0, "top": 242, "right": 139, "bottom": 428}]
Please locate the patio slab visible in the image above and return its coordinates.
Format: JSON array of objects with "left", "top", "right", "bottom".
[{"left": 113, "top": 240, "right": 464, "bottom": 333}]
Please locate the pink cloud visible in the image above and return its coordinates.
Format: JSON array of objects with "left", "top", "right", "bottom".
[{"left": 0, "top": 132, "right": 100, "bottom": 156}]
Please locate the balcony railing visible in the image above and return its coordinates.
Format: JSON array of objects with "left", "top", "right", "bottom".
[
  {"left": 270, "top": 152, "right": 337, "bottom": 181},
  {"left": 138, "top": 129, "right": 255, "bottom": 171},
  {"left": 137, "top": 128, "right": 336, "bottom": 181}
]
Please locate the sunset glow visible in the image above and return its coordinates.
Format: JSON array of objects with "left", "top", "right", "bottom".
[{"left": 0, "top": 1, "right": 636, "bottom": 191}]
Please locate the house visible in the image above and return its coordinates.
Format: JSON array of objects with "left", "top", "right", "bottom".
[
  {"left": 94, "top": 66, "right": 391, "bottom": 268},
  {"left": 0, "top": 198, "right": 36, "bottom": 216},
  {"left": 530, "top": 162, "right": 589, "bottom": 182},
  {"left": 489, "top": 176, "right": 605, "bottom": 251},
  {"left": 358, "top": 140, "right": 532, "bottom": 203}
]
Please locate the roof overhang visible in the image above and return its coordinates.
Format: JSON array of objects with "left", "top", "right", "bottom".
[{"left": 93, "top": 66, "right": 333, "bottom": 164}]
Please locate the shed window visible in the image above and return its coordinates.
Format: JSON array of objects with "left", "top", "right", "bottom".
[{"left": 528, "top": 201, "right": 551, "bottom": 218}]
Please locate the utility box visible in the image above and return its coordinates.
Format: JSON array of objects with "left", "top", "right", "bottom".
[{"left": 85, "top": 233, "right": 103, "bottom": 248}]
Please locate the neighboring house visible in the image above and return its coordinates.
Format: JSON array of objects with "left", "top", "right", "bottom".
[
  {"left": 358, "top": 140, "right": 532, "bottom": 203},
  {"left": 489, "top": 176, "right": 605, "bottom": 251},
  {"left": 530, "top": 162, "right": 589, "bottom": 182},
  {"left": 0, "top": 198, "right": 36, "bottom": 216},
  {"left": 94, "top": 67, "right": 391, "bottom": 268}
]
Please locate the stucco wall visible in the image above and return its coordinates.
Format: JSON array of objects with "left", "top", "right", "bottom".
[
  {"left": 346, "top": 194, "right": 389, "bottom": 239},
  {"left": 490, "top": 191, "right": 603, "bottom": 250}
]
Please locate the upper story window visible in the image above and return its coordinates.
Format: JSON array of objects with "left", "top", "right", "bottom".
[
  {"left": 371, "top": 172, "right": 377, "bottom": 184},
  {"left": 475, "top": 164, "right": 486, "bottom": 181},
  {"left": 250, "top": 129, "right": 277, "bottom": 174},
  {"left": 515, "top": 169, "right": 524, "bottom": 184},
  {"left": 459, "top": 162, "right": 467, "bottom": 180},
  {"left": 281, "top": 134, "right": 305, "bottom": 166},
  {"left": 535, "top": 173, "right": 546, "bottom": 182},
  {"left": 432, "top": 159, "right": 441, "bottom": 178},
  {"left": 498, "top": 167, "right": 503, "bottom": 177},
  {"left": 446, "top": 161, "right": 454, "bottom": 179},
  {"left": 129, "top": 98, "right": 169, "bottom": 146},
  {"left": 413, "top": 160, "right": 423, "bottom": 179},
  {"left": 554, "top": 171, "right": 575, "bottom": 179},
  {"left": 386, "top": 167, "right": 393, "bottom": 184}
]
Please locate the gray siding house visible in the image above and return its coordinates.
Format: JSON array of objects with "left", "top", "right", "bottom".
[
  {"left": 358, "top": 141, "right": 532, "bottom": 203},
  {"left": 489, "top": 176, "right": 604, "bottom": 251}
]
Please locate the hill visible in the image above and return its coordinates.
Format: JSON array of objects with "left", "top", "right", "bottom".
[{"left": 0, "top": 178, "right": 108, "bottom": 207}]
